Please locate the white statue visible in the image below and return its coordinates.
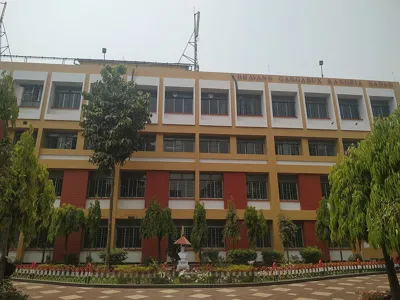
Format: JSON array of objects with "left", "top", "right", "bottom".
[{"left": 176, "top": 245, "right": 189, "bottom": 271}]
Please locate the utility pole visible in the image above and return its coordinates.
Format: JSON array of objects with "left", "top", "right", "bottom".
[
  {"left": 179, "top": 11, "right": 200, "bottom": 71},
  {"left": 0, "top": 2, "right": 11, "bottom": 62}
]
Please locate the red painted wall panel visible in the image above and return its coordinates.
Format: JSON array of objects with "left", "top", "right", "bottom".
[
  {"left": 54, "top": 170, "right": 89, "bottom": 262},
  {"left": 298, "top": 174, "right": 322, "bottom": 210},
  {"left": 223, "top": 173, "right": 247, "bottom": 209},
  {"left": 225, "top": 222, "right": 249, "bottom": 251},
  {"left": 141, "top": 237, "right": 168, "bottom": 262},
  {"left": 145, "top": 171, "right": 169, "bottom": 208},
  {"left": 303, "top": 221, "right": 330, "bottom": 261}
]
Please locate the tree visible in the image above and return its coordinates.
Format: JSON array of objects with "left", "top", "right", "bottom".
[
  {"left": 328, "top": 108, "right": 400, "bottom": 299},
  {"left": 278, "top": 214, "right": 298, "bottom": 262},
  {"left": 49, "top": 204, "right": 85, "bottom": 261},
  {"left": 0, "top": 70, "right": 18, "bottom": 138},
  {"left": 80, "top": 64, "right": 151, "bottom": 269},
  {"left": 140, "top": 198, "right": 176, "bottom": 264},
  {"left": 244, "top": 206, "right": 268, "bottom": 249},
  {"left": 86, "top": 200, "right": 102, "bottom": 253},
  {"left": 223, "top": 199, "right": 241, "bottom": 250},
  {"left": 191, "top": 200, "right": 207, "bottom": 263},
  {"left": 315, "top": 197, "right": 333, "bottom": 262}
]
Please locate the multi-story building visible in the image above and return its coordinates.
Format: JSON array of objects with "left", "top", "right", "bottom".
[{"left": 1, "top": 59, "right": 399, "bottom": 264}]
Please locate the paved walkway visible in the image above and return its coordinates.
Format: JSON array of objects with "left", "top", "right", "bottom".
[{"left": 14, "top": 274, "right": 391, "bottom": 300}]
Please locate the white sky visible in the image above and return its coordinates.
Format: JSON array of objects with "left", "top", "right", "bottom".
[{"left": 4, "top": 0, "right": 400, "bottom": 81}]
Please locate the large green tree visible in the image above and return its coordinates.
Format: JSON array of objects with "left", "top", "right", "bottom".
[
  {"left": 140, "top": 198, "right": 176, "bottom": 264},
  {"left": 0, "top": 70, "right": 18, "bottom": 138},
  {"left": 86, "top": 200, "right": 102, "bottom": 252},
  {"left": 278, "top": 214, "right": 298, "bottom": 262},
  {"left": 315, "top": 197, "right": 333, "bottom": 261},
  {"left": 223, "top": 199, "right": 241, "bottom": 250},
  {"left": 80, "top": 64, "right": 151, "bottom": 269},
  {"left": 244, "top": 206, "right": 268, "bottom": 249},
  {"left": 49, "top": 204, "right": 85, "bottom": 261},
  {"left": 329, "top": 108, "right": 400, "bottom": 299},
  {"left": 191, "top": 200, "right": 207, "bottom": 263}
]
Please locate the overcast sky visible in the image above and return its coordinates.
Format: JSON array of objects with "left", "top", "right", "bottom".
[{"left": 4, "top": 0, "right": 400, "bottom": 81}]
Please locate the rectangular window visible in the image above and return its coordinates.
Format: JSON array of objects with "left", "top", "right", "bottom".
[
  {"left": 237, "top": 138, "right": 265, "bottom": 154},
  {"left": 120, "top": 172, "right": 146, "bottom": 198},
  {"left": 283, "top": 224, "right": 304, "bottom": 248},
  {"left": 275, "top": 140, "right": 300, "bottom": 155},
  {"left": 83, "top": 224, "right": 108, "bottom": 249},
  {"left": 305, "top": 96, "right": 329, "bottom": 119},
  {"left": 164, "top": 136, "right": 194, "bottom": 152},
  {"left": 278, "top": 175, "right": 298, "bottom": 200},
  {"left": 256, "top": 227, "right": 272, "bottom": 248},
  {"left": 200, "top": 173, "right": 223, "bottom": 199},
  {"left": 49, "top": 171, "right": 64, "bottom": 197},
  {"left": 28, "top": 230, "right": 55, "bottom": 249},
  {"left": 116, "top": 226, "right": 141, "bottom": 249},
  {"left": 329, "top": 239, "right": 350, "bottom": 249},
  {"left": 272, "top": 95, "right": 296, "bottom": 117},
  {"left": 343, "top": 140, "right": 359, "bottom": 153},
  {"left": 139, "top": 89, "right": 157, "bottom": 113},
  {"left": 87, "top": 173, "right": 112, "bottom": 198},
  {"left": 201, "top": 92, "right": 228, "bottom": 115},
  {"left": 164, "top": 91, "right": 193, "bottom": 113},
  {"left": 309, "top": 141, "right": 336, "bottom": 156},
  {"left": 14, "top": 130, "right": 38, "bottom": 145},
  {"left": 339, "top": 99, "right": 360, "bottom": 119},
  {"left": 246, "top": 175, "right": 268, "bottom": 200},
  {"left": 371, "top": 100, "right": 390, "bottom": 118},
  {"left": 320, "top": 175, "right": 330, "bottom": 198},
  {"left": 44, "top": 132, "right": 77, "bottom": 149},
  {"left": 205, "top": 226, "right": 224, "bottom": 248},
  {"left": 169, "top": 173, "right": 195, "bottom": 198},
  {"left": 53, "top": 86, "right": 82, "bottom": 109},
  {"left": 199, "top": 137, "right": 229, "bottom": 153},
  {"left": 237, "top": 93, "right": 262, "bottom": 116},
  {"left": 139, "top": 135, "right": 156, "bottom": 152},
  {"left": 20, "top": 85, "right": 43, "bottom": 107}
]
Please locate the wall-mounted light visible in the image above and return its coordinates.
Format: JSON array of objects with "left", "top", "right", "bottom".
[
  {"left": 172, "top": 92, "right": 178, "bottom": 98},
  {"left": 208, "top": 93, "right": 214, "bottom": 99}
]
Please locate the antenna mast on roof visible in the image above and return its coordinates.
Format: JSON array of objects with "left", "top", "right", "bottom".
[
  {"left": 0, "top": 2, "right": 11, "bottom": 62},
  {"left": 178, "top": 11, "right": 200, "bottom": 71}
]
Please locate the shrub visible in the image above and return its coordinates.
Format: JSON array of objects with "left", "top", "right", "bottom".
[
  {"left": 201, "top": 250, "right": 219, "bottom": 264},
  {"left": 143, "top": 256, "right": 157, "bottom": 267},
  {"left": 0, "top": 279, "right": 28, "bottom": 300},
  {"left": 261, "top": 249, "right": 284, "bottom": 266},
  {"left": 45, "top": 253, "right": 52, "bottom": 264},
  {"left": 166, "top": 245, "right": 180, "bottom": 264},
  {"left": 299, "top": 247, "right": 322, "bottom": 264},
  {"left": 64, "top": 253, "right": 79, "bottom": 266},
  {"left": 358, "top": 290, "right": 386, "bottom": 300},
  {"left": 348, "top": 253, "right": 363, "bottom": 262},
  {"left": 85, "top": 253, "right": 93, "bottom": 264},
  {"left": 227, "top": 249, "right": 257, "bottom": 265},
  {"left": 98, "top": 248, "right": 128, "bottom": 265}
]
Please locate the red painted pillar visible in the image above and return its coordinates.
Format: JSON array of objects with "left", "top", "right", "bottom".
[
  {"left": 142, "top": 171, "right": 169, "bottom": 262},
  {"left": 298, "top": 174, "right": 323, "bottom": 210},
  {"left": 223, "top": 173, "right": 247, "bottom": 209},
  {"left": 53, "top": 170, "right": 89, "bottom": 263},
  {"left": 303, "top": 221, "right": 330, "bottom": 261}
]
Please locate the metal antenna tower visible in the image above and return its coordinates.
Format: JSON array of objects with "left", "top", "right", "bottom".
[
  {"left": 178, "top": 11, "right": 200, "bottom": 71},
  {"left": 0, "top": 2, "right": 11, "bottom": 62}
]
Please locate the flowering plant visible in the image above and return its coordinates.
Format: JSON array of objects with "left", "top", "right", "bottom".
[{"left": 358, "top": 291, "right": 387, "bottom": 300}]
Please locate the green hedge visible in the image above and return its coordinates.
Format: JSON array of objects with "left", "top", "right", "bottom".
[
  {"left": 98, "top": 249, "right": 128, "bottom": 265},
  {"left": 261, "top": 250, "right": 284, "bottom": 266},
  {"left": 227, "top": 249, "right": 257, "bottom": 265},
  {"left": 348, "top": 253, "right": 363, "bottom": 262},
  {"left": 299, "top": 247, "right": 322, "bottom": 264}
]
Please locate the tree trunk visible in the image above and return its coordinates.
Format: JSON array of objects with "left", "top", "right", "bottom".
[
  {"left": 286, "top": 248, "right": 290, "bottom": 262},
  {"left": 0, "top": 218, "right": 11, "bottom": 280},
  {"left": 105, "top": 167, "right": 115, "bottom": 270},
  {"left": 339, "top": 245, "right": 343, "bottom": 261},
  {"left": 65, "top": 234, "right": 69, "bottom": 261},
  {"left": 199, "top": 248, "right": 202, "bottom": 265},
  {"left": 232, "top": 240, "right": 235, "bottom": 251},
  {"left": 325, "top": 240, "right": 329, "bottom": 262},
  {"left": 3, "top": 119, "right": 8, "bottom": 140},
  {"left": 41, "top": 241, "right": 47, "bottom": 264},
  {"left": 358, "top": 240, "right": 363, "bottom": 259},
  {"left": 382, "top": 244, "right": 400, "bottom": 300},
  {"left": 157, "top": 236, "right": 162, "bottom": 264}
]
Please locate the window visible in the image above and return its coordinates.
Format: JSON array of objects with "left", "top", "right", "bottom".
[
  {"left": 201, "top": 92, "right": 228, "bottom": 115},
  {"left": 164, "top": 136, "right": 194, "bottom": 152},
  {"left": 305, "top": 96, "right": 329, "bottom": 119},
  {"left": 49, "top": 171, "right": 63, "bottom": 197},
  {"left": 53, "top": 86, "right": 82, "bottom": 109},
  {"left": 371, "top": 100, "right": 390, "bottom": 118},
  {"left": 116, "top": 226, "right": 141, "bottom": 249},
  {"left": 200, "top": 137, "right": 229, "bottom": 153},
  {"left": 256, "top": 227, "right": 272, "bottom": 248},
  {"left": 205, "top": 226, "right": 224, "bottom": 248},
  {"left": 28, "top": 230, "right": 54, "bottom": 249},
  {"left": 165, "top": 91, "right": 193, "bottom": 113},
  {"left": 139, "top": 135, "right": 156, "bottom": 152},
  {"left": 169, "top": 173, "right": 195, "bottom": 198},
  {"left": 320, "top": 175, "right": 330, "bottom": 198},
  {"left": 200, "top": 173, "right": 223, "bottom": 199},
  {"left": 329, "top": 239, "right": 350, "bottom": 249},
  {"left": 20, "top": 85, "right": 43, "bottom": 107},
  {"left": 275, "top": 140, "right": 300, "bottom": 155},
  {"left": 247, "top": 175, "right": 268, "bottom": 200},
  {"left": 272, "top": 95, "right": 296, "bottom": 117},
  {"left": 14, "top": 130, "right": 38, "bottom": 145},
  {"left": 237, "top": 93, "right": 262, "bottom": 116},
  {"left": 309, "top": 141, "right": 336, "bottom": 156},
  {"left": 83, "top": 223, "right": 108, "bottom": 249},
  {"left": 44, "top": 132, "right": 77, "bottom": 149},
  {"left": 87, "top": 173, "right": 111, "bottom": 198},
  {"left": 237, "top": 138, "right": 265, "bottom": 154},
  {"left": 339, "top": 99, "right": 360, "bottom": 119},
  {"left": 343, "top": 140, "right": 359, "bottom": 153},
  {"left": 120, "top": 172, "right": 146, "bottom": 198},
  {"left": 278, "top": 175, "right": 298, "bottom": 200},
  {"left": 139, "top": 89, "right": 157, "bottom": 113},
  {"left": 283, "top": 224, "right": 304, "bottom": 248}
]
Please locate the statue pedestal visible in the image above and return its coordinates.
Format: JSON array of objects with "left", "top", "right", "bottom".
[{"left": 176, "top": 246, "right": 189, "bottom": 271}]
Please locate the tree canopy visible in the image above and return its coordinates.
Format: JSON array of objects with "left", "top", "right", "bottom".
[
  {"left": 244, "top": 206, "right": 268, "bottom": 249},
  {"left": 191, "top": 200, "right": 207, "bottom": 263},
  {"left": 0, "top": 70, "right": 18, "bottom": 138},
  {"left": 86, "top": 200, "right": 102, "bottom": 249},
  {"left": 223, "top": 199, "right": 241, "bottom": 250}
]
